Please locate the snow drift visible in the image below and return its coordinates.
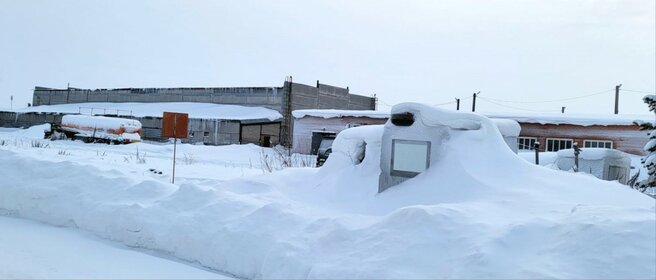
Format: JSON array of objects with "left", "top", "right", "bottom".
[{"left": 0, "top": 103, "right": 655, "bottom": 279}]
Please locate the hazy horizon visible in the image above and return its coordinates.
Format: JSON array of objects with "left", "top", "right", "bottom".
[{"left": 1, "top": 0, "right": 654, "bottom": 115}]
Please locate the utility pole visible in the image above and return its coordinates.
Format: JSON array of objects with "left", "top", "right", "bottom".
[
  {"left": 614, "top": 84, "right": 622, "bottom": 114},
  {"left": 472, "top": 91, "right": 480, "bottom": 112},
  {"left": 10, "top": 95, "right": 12, "bottom": 110},
  {"left": 561, "top": 106, "right": 565, "bottom": 114},
  {"left": 455, "top": 98, "right": 460, "bottom": 110}
]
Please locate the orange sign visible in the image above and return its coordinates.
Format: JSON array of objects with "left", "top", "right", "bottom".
[{"left": 162, "top": 112, "right": 189, "bottom": 138}]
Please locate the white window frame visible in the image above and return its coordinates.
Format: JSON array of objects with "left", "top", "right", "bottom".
[
  {"left": 390, "top": 139, "right": 431, "bottom": 178},
  {"left": 517, "top": 137, "right": 538, "bottom": 151},
  {"left": 583, "top": 140, "right": 613, "bottom": 149},
  {"left": 545, "top": 138, "right": 574, "bottom": 152}
]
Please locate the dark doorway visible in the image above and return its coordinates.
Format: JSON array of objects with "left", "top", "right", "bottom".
[{"left": 311, "top": 132, "right": 336, "bottom": 155}]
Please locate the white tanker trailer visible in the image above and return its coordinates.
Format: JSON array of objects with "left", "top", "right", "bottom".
[{"left": 56, "top": 115, "right": 142, "bottom": 144}]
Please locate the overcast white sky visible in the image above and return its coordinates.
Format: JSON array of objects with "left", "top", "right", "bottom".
[{"left": 0, "top": 0, "right": 654, "bottom": 114}]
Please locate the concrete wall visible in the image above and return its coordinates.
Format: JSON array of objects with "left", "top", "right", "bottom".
[
  {"left": 0, "top": 111, "right": 64, "bottom": 128},
  {"left": 33, "top": 87, "right": 285, "bottom": 111}
]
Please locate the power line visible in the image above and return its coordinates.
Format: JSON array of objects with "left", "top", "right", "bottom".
[
  {"left": 623, "top": 89, "right": 656, "bottom": 94},
  {"left": 433, "top": 94, "right": 472, "bottom": 106},
  {"left": 483, "top": 89, "right": 614, "bottom": 104},
  {"left": 478, "top": 96, "right": 561, "bottom": 113}
]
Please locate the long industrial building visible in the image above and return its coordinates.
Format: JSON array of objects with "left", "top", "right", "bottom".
[{"left": 3, "top": 78, "right": 377, "bottom": 146}]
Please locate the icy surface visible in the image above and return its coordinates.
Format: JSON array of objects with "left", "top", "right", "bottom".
[
  {"left": 14, "top": 102, "right": 283, "bottom": 121},
  {"left": 0, "top": 123, "right": 654, "bottom": 279}
]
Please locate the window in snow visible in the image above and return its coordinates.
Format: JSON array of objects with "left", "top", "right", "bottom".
[
  {"left": 518, "top": 137, "right": 537, "bottom": 150},
  {"left": 203, "top": 131, "right": 210, "bottom": 137},
  {"left": 391, "top": 139, "right": 431, "bottom": 177},
  {"left": 583, "top": 140, "right": 613, "bottom": 149},
  {"left": 546, "top": 138, "right": 573, "bottom": 152}
]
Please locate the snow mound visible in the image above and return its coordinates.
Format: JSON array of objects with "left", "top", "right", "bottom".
[
  {"left": 0, "top": 124, "right": 50, "bottom": 139},
  {"left": 0, "top": 106, "right": 654, "bottom": 278}
]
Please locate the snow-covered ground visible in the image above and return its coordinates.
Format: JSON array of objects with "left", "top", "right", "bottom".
[
  {"left": 0, "top": 216, "right": 229, "bottom": 279},
  {"left": 0, "top": 107, "right": 655, "bottom": 279}
]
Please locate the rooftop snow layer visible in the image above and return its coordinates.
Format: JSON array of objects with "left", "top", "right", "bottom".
[
  {"left": 14, "top": 102, "right": 283, "bottom": 121},
  {"left": 292, "top": 109, "right": 390, "bottom": 119},
  {"left": 485, "top": 112, "right": 653, "bottom": 126}
]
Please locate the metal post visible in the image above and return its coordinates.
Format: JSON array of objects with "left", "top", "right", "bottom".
[
  {"left": 561, "top": 106, "right": 565, "bottom": 114},
  {"left": 456, "top": 98, "right": 460, "bottom": 110},
  {"left": 614, "top": 84, "right": 622, "bottom": 114},
  {"left": 573, "top": 142, "right": 581, "bottom": 172},
  {"left": 172, "top": 116, "right": 177, "bottom": 184},
  {"left": 534, "top": 141, "right": 540, "bottom": 165},
  {"left": 10, "top": 96, "right": 13, "bottom": 110}
]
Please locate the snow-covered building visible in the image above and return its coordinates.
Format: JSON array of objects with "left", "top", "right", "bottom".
[
  {"left": 292, "top": 109, "right": 521, "bottom": 155},
  {"left": 27, "top": 79, "right": 376, "bottom": 146},
  {"left": 4, "top": 102, "right": 284, "bottom": 146},
  {"left": 487, "top": 112, "right": 652, "bottom": 155},
  {"left": 291, "top": 109, "right": 389, "bottom": 154}
]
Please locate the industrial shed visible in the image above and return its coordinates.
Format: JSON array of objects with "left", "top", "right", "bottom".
[
  {"left": 4, "top": 102, "right": 283, "bottom": 146},
  {"left": 292, "top": 109, "right": 389, "bottom": 154}
]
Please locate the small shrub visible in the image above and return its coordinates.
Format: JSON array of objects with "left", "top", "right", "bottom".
[
  {"left": 135, "top": 147, "right": 146, "bottom": 164},
  {"left": 182, "top": 153, "right": 195, "bottom": 165},
  {"left": 30, "top": 140, "right": 49, "bottom": 148},
  {"left": 57, "top": 149, "right": 71, "bottom": 156}
]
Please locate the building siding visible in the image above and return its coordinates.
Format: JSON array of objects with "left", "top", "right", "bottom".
[{"left": 518, "top": 123, "right": 648, "bottom": 155}]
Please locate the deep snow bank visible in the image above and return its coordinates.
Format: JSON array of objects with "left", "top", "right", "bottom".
[
  {"left": 1, "top": 107, "right": 655, "bottom": 279},
  {"left": 0, "top": 216, "right": 226, "bottom": 279}
]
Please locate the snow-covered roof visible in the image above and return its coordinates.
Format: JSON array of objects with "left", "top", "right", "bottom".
[
  {"left": 485, "top": 112, "right": 653, "bottom": 127},
  {"left": 292, "top": 109, "right": 390, "bottom": 119},
  {"left": 13, "top": 102, "right": 283, "bottom": 121}
]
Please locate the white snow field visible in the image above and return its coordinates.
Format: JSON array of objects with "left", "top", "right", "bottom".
[
  {"left": 0, "top": 216, "right": 229, "bottom": 279},
  {"left": 0, "top": 105, "right": 655, "bottom": 279}
]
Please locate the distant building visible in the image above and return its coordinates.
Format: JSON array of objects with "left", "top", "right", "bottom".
[
  {"left": 292, "top": 109, "right": 651, "bottom": 156},
  {"left": 292, "top": 109, "right": 521, "bottom": 155},
  {"left": 487, "top": 112, "right": 651, "bottom": 156},
  {"left": 0, "top": 78, "right": 376, "bottom": 146}
]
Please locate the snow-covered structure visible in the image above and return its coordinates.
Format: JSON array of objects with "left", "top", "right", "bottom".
[
  {"left": 292, "top": 108, "right": 520, "bottom": 155},
  {"left": 4, "top": 102, "right": 284, "bottom": 146},
  {"left": 378, "top": 103, "right": 513, "bottom": 192},
  {"left": 555, "top": 148, "right": 632, "bottom": 184},
  {"left": 60, "top": 114, "right": 142, "bottom": 143},
  {"left": 491, "top": 118, "right": 521, "bottom": 153}
]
